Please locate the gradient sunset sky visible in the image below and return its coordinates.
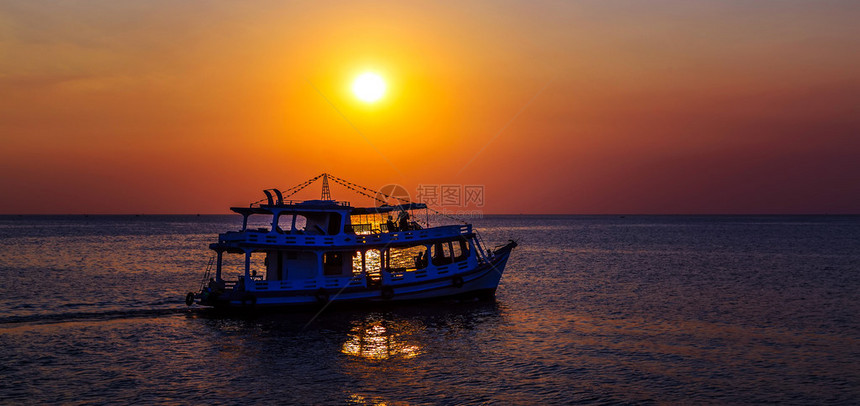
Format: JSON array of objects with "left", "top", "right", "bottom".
[{"left": 1, "top": 1, "right": 858, "bottom": 214}]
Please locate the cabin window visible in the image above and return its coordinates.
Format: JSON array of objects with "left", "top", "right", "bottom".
[
  {"left": 364, "top": 249, "right": 382, "bottom": 276},
  {"left": 348, "top": 215, "right": 370, "bottom": 235},
  {"left": 220, "top": 251, "right": 266, "bottom": 279},
  {"left": 453, "top": 238, "right": 470, "bottom": 262},
  {"left": 244, "top": 214, "right": 271, "bottom": 232},
  {"left": 305, "top": 213, "right": 340, "bottom": 235},
  {"left": 431, "top": 242, "right": 453, "bottom": 266},
  {"left": 346, "top": 223, "right": 373, "bottom": 235},
  {"left": 348, "top": 213, "right": 389, "bottom": 235},
  {"left": 351, "top": 251, "right": 363, "bottom": 276},
  {"left": 277, "top": 214, "right": 307, "bottom": 233},
  {"left": 386, "top": 245, "right": 427, "bottom": 272}
]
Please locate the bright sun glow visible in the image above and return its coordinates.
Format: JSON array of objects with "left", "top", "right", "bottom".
[{"left": 352, "top": 72, "right": 386, "bottom": 103}]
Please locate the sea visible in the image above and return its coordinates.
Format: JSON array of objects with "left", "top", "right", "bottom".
[{"left": 0, "top": 215, "right": 858, "bottom": 404}]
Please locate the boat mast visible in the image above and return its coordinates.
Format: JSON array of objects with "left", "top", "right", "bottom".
[{"left": 321, "top": 173, "right": 332, "bottom": 200}]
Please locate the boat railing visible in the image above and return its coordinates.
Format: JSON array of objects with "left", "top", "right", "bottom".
[
  {"left": 384, "top": 256, "right": 476, "bottom": 285},
  {"left": 218, "top": 224, "right": 473, "bottom": 247},
  {"left": 247, "top": 275, "right": 366, "bottom": 292},
  {"left": 250, "top": 200, "right": 351, "bottom": 208}
]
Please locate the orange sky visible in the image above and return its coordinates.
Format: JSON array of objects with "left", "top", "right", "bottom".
[{"left": 1, "top": 1, "right": 858, "bottom": 214}]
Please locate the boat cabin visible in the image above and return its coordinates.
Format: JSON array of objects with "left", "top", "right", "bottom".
[{"left": 209, "top": 200, "right": 478, "bottom": 293}]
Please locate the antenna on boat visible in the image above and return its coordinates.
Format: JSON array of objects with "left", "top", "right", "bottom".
[{"left": 321, "top": 173, "right": 332, "bottom": 200}]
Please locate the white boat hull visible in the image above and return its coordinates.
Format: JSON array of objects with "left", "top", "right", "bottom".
[{"left": 198, "top": 241, "right": 516, "bottom": 310}]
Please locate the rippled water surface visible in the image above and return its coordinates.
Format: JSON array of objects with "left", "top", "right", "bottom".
[{"left": 1, "top": 215, "right": 858, "bottom": 404}]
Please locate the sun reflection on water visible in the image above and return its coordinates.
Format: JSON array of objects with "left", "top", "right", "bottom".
[
  {"left": 341, "top": 321, "right": 422, "bottom": 360},
  {"left": 347, "top": 393, "right": 389, "bottom": 406}
]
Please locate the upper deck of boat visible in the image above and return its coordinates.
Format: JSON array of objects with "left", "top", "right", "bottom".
[
  {"left": 211, "top": 223, "right": 472, "bottom": 251},
  {"left": 231, "top": 199, "right": 352, "bottom": 215},
  {"left": 212, "top": 199, "right": 469, "bottom": 251},
  {"left": 231, "top": 200, "right": 428, "bottom": 216}
]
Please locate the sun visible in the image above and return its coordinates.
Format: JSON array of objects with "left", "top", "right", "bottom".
[{"left": 352, "top": 72, "right": 386, "bottom": 103}]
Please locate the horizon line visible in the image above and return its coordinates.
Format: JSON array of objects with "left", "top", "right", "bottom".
[{"left": 1, "top": 213, "right": 858, "bottom": 217}]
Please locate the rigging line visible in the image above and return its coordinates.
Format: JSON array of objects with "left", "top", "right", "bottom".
[
  {"left": 330, "top": 173, "right": 468, "bottom": 225},
  {"left": 328, "top": 176, "right": 391, "bottom": 207},
  {"left": 326, "top": 175, "right": 392, "bottom": 205},
  {"left": 327, "top": 176, "right": 431, "bottom": 227},
  {"left": 250, "top": 174, "right": 324, "bottom": 205},
  {"left": 282, "top": 174, "right": 324, "bottom": 198},
  {"left": 328, "top": 175, "right": 465, "bottom": 226},
  {"left": 326, "top": 174, "right": 398, "bottom": 200},
  {"left": 283, "top": 174, "right": 324, "bottom": 193},
  {"left": 329, "top": 175, "right": 415, "bottom": 208},
  {"left": 328, "top": 174, "right": 415, "bottom": 206}
]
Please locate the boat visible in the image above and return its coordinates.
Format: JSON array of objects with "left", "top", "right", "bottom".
[{"left": 185, "top": 173, "right": 517, "bottom": 310}]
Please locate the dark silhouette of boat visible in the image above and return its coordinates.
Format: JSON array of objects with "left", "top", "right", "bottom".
[{"left": 186, "top": 174, "right": 516, "bottom": 310}]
